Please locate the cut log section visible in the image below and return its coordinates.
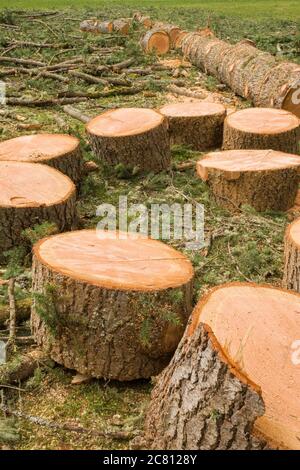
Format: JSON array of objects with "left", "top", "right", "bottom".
[
  {"left": 113, "top": 19, "right": 130, "bottom": 35},
  {"left": 159, "top": 101, "right": 226, "bottom": 150},
  {"left": 283, "top": 218, "right": 300, "bottom": 292},
  {"left": 196, "top": 149, "right": 300, "bottom": 212},
  {"left": 223, "top": 108, "right": 300, "bottom": 154},
  {"left": 142, "top": 282, "right": 300, "bottom": 450},
  {"left": 152, "top": 23, "right": 181, "bottom": 48},
  {"left": 86, "top": 108, "right": 171, "bottom": 172},
  {"left": 0, "top": 134, "right": 83, "bottom": 184},
  {"left": 141, "top": 30, "right": 170, "bottom": 55},
  {"left": 31, "top": 229, "right": 194, "bottom": 381},
  {"left": 174, "top": 30, "right": 188, "bottom": 49},
  {"left": 133, "top": 12, "right": 153, "bottom": 29},
  {"left": 98, "top": 21, "right": 114, "bottom": 33},
  {"left": 181, "top": 33, "right": 300, "bottom": 118},
  {"left": 0, "top": 161, "right": 76, "bottom": 253}
]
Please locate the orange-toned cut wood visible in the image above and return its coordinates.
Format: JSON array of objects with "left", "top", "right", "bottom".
[
  {"left": 223, "top": 107, "right": 300, "bottom": 154},
  {"left": 159, "top": 101, "right": 226, "bottom": 150},
  {"left": 31, "top": 229, "right": 194, "bottom": 380},
  {"left": 196, "top": 149, "right": 300, "bottom": 212},
  {"left": 0, "top": 161, "right": 76, "bottom": 253},
  {"left": 141, "top": 30, "right": 170, "bottom": 55},
  {"left": 0, "top": 133, "right": 83, "bottom": 184},
  {"left": 86, "top": 108, "right": 170, "bottom": 172},
  {"left": 34, "top": 229, "right": 193, "bottom": 291},
  {"left": 190, "top": 282, "right": 300, "bottom": 450}
]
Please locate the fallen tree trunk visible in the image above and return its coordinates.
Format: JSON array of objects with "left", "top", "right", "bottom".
[
  {"left": 181, "top": 33, "right": 300, "bottom": 117},
  {"left": 31, "top": 229, "right": 194, "bottom": 381}
]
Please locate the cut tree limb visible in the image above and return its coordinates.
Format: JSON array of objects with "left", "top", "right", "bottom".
[{"left": 63, "top": 105, "right": 91, "bottom": 123}]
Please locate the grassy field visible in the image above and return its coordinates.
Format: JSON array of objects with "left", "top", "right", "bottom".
[
  {"left": 0, "top": 0, "right": 300, "bottom": 19},
  {"left": 0, "top": 2, "right": 299, "bottom": 451}
]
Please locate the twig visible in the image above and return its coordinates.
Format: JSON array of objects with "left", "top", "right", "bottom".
[
  {"left": 68, "top": 70, "right": 107, "bottom": 85},
  {"left": 8, "top": 279, "right": 16, "bottom": 346}
]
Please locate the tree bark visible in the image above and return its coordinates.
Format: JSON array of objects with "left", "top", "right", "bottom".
[
  {"left": 181, "top": 33, "right": 300, "bottom": 118},
  {"left": 140, "top": 322, "right": 266, "bottom": 450},
  {"left": 283, "top": 219, "right": 300, "bottom": 292}
]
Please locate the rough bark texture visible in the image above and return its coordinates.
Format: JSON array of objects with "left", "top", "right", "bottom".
[
  {"left": 283, "top": 222, "right": 300, "bottom": 292},
  {"left": 113, "top": 19, "right": 130, "bottom": 35},
  {"left": 87, "top": 118, "right": 171, "bottom": 172},
  {"left": 159, "top": 105, "right": 226, "bottom": 151},
  {"left": 181, "top": 33, "right": 300, "bottom": 117},
  {"left": 139, "top": 323, "right": 266, "bottom": 450},
  {"left": 0, "top": 349, "right": 46, "bottom": 384},
  {"left": 198, "top": 166, "right": 299, "bottom": 213},
  {"left": 0, "top": 191, "right": 77, "bottom": 254},
  {"left": 41, "top": 145, "right": 83, "bottom": 185},
  {"left": 31, "top": 257, "right": 194, "bottom": 381},
  {"left": 223, "top": 117, "right": 299, "bottom": 154}
]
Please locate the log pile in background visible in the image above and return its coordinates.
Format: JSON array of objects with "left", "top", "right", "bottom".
[
  {"left": 197, "top": 149, "right": 300, "bottom": 212},
  {"left": 159, "top": 101, "right": 226, "bottom": 150},
  {"left": 0, "top": 134, "right": 83, "bottom": 185},
  {"left": 0, "top": 161, "right": 77, "bottom": 253},
  {"left": 133, "top": 12, "right": 153, "bottom": 29},
  {"left": 223, "top": 108, "right": 300, "bottom": 154},
  {"left": 141, "top": 282, "right": 300, "bottom": 450},
  {"left": 80, "top": 18, "right": 131, "bottom": 35},
  {"left": 181, "top": 32, "right": 300, "bottom": 118},
  {"left": 283, "top": 218, "right": 300, "bottom": 292},
  {"left": 31, "top": 229, "right": 194, "bottom": 381},
  {"left": 86, "top": 108, "right": 171, "bottom": 172}
]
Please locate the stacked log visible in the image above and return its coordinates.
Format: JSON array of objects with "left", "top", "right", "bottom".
[
  {"left": 152, "top": 23, "right": 182, "bottom": 48},
  {"left": 31, "top": 229, "right": 194, "bottom": 381},
  {"left": 283, "top": 218, "right": 300, "bottom": 292},
  {"left": 0, "top": 133, "right": 83, "bottom": 184},
  {"left": 141, "top": 29, "right": 170, "bottom": 54},
  {"left": 86, "top": 108, "right": 171, "bottom": 172},
  {"left": 0, "top": 161, "right": 76, "bottom": 252},
  {"left": 112, "top": 18, "right": 131, "bottom": 35},
  {"left": 223, "top": 108, "right": 300, "bottom": 154},
  {"left": 133, "top": 12, "right": 153, "bottom": 29},
  {"left": 80, "top": 19, "right": 114, "bottom": 34},
  {"left": 141, "top": 283, "right": 300, "bottom": 450},
  {"left": 196, "top": 149, "right": 300, "bottom": 212},
  {"left": 159, "top": 101, "right": 226, "bottom": 150},
  {"left": 181, "top": 33, "right": 300, "bottom": 117}
]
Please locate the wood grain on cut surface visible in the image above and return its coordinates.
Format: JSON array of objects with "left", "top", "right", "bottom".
[
  {"left": 0, "top": 134, "right": 83, "bottom": 184},
  {"left": 34, "top": 229, "right": 194, "bottom": 291},
  {"left": 193, "top": 283, "right": 300, "bottom": 450}
]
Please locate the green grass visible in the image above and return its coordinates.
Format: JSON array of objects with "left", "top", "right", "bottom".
[{"left": 0, "top": 0, "right": 299, "bottom": 20}]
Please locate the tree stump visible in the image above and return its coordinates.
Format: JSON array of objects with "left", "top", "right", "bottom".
[
  {"left": 283, "top": 218, "right": 300, "bottom": 292},
  {"left": 196, "top": 149, "right": 300, "bottom": 212},
  {"left": 0, "top": 161, "right": 76, "bottom": 253},
  {"left": 0, "top": 133, "right": 83, "bottom": 185},
  {"left": 142, "top": 282, "right": 300, "bottom": 450},
  {"left": 86, "top": 108, "right": 171, "bottom": 172},
  {"left": 159, "top": 101, "right": 226, "bottom": 150},
  {"left": 223, "top": 108, "right": 300, "bottom": 154},
  {"left": 31, "top": 229, "right": 194, "bottom": 381},
  {"left": 141, "top": 30, "right": 170, "bottom": 54}
]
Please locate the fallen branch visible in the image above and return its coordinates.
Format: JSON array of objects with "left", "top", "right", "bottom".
[
  {"left": 6, "top": 97, "right": 87, "bottom": 107},
  {"left": 0, "top": 350, "right": 46, "bottom": 384},
  {"left": 0, "top": 57, "right": 46, "bottom": 67},
  {"left": 112, "top": 57, "right": 135, "bottom": 71},
  {"left": 68, "top": 70, "right": 107, "bottom": 85},
  {"left": 167, "top": 84, "right": 207, "bottom": 99},
  {"left": 63, "top": 105, "right": 91, "bottom": 123},
  {"left": 37, "top": 70, "right": 69, "bottom": 83}
]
